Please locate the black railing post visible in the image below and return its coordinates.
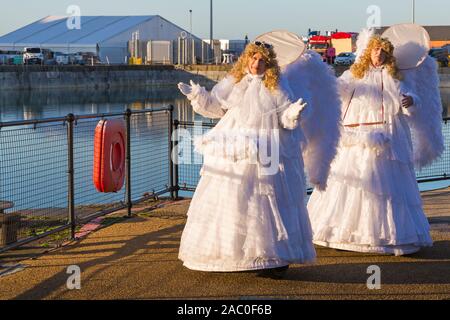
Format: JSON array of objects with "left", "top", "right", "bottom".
[
  {"left": 66, "top": 113, "right": 76, "bottom": 239},
  {"left": 168, "top": 105, "right": 178, "bottom": 200},
  {"left": 173, "top": 119, "right": 179, "bottom": 200},
  {"left": 125, "top": 109, "right": 132, "bottom": 217}
]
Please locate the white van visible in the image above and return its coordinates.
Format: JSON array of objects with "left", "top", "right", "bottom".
[{"left": 23, "top": 47, "right": 44, "bottom": 65}]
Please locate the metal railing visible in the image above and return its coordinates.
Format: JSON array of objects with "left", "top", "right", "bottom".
[
  {"left": 177, "top": 118, "right": 450, "bottom": 193},
  {"left": 0, "top": 113, "right": 448, "bottom": 253},
  {"left": 174, "top": 120, "right": 216, "bottom": 192},
  {"left": 416, "top": 117, "right": 450, "bottom": 182},
  {"left": 0, "top": 106, "right": 176, "bottom": 253}
]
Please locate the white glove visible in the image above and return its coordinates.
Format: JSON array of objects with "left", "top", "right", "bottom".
[
  {"left": 178, "top": 80, "right": 202, "bottom": 100},
  {"left": 178, "top": 82, "right": 192, "bottom": 96},
  {"left": 286, "top": 98, "right": 308, "bottom": 121}
]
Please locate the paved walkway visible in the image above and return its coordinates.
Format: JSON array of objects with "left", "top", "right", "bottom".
[{"left": 0, "top": 188, "right": 449, "bottom": 300}]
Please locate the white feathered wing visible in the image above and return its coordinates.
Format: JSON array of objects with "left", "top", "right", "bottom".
[
  {"left": 281, "top": 51, "right": 341, "bottom": 190},
  {"left": 354, "top": 28, "right": 375, "bottom": 62},
  {"left": 401, "top": 56, "right": 445, "bottom": 169}
]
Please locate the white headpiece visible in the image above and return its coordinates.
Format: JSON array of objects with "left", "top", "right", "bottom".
[
  {"left": 354, "top": 28, "right": 376, "bottom": 62},
  {"left": 354, "top": 24, "right": 430, "bottom": 70},
  {"left": 381, "top": 23, "right": 430, "bottom": 70},
  {"left": 254, "top": 30, "right": 306, "bottom": 68}
]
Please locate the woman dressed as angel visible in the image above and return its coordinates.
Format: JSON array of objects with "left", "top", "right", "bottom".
[
  {"left": 176, "top": 31, "right": 341, "bottom": 276},
  {"left": 308, "top": 26, "right": 445, "bottom": 255}
]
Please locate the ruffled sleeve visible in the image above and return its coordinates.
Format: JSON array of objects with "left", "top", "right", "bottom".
[
  {"left": 188, "top": 76, "right": 235, "bottom": 119},
  {"left": 338, "top": 70, "right": 356, "bottom": 106}
]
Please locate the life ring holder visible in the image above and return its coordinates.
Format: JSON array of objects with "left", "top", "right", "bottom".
[{"left": 93, "top": 118, "right": 126, "bottom": 193}]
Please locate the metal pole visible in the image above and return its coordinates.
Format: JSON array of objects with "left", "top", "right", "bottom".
[
  {"left": 125, "top": 109, "right": 132, "bottom": 217},
  {"left": 192, "top": 39, "right": 195, "bottom": 65},
  {"left": 210, "top": 0, "right": 213, "bottom": 63},
  {"left": 178, "top": 37, "right": 181, "bottom": 65},
  {"left": 412, "top": 0, "right": 415, "bottom": 23},
  {"left": 168, "top": 105, "right": 179, "bottom": 199},
  {"left": 173, "top": 119, "right": 179, "bottom": 200},
  {"left": 66, "top": 113, "right": 76, "bottom": 239},
  {"left": 210, "top": 0, "right": 213, "bottom": 45},
  {"left": 190, "top": 9, "right": 193, "bottom": 65},
  {"left": 181, "top": 38, "right": 185, "bottom": 65},
  {"left": 189, "top": 10, "right": 193, "bottom": 38},
  {"left": 168, "top": 105, "right": 175, "bottom": 199}
]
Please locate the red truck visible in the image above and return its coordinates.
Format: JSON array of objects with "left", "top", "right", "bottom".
[{"left": 308, "top": 35, "right": 332, "bottom": 62}]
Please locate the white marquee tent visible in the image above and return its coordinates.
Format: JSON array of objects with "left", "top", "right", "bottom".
[{"left": 0, "top": 15, "right": 205, "bottom": 64}]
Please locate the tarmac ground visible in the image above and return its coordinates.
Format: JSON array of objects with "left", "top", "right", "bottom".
[{"left": 0, "top": 188, "right": 449, "bottom": 300}]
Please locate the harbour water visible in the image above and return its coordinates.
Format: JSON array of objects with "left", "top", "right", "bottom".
[{"left": 0, "top": 86, "right": 195, "bottom": 122}]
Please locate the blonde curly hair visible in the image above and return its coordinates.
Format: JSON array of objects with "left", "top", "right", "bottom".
[
  {"left": 351, "top": 35, "right": 402, "bottom": 80},
  {"left": 229, "top": 43, "right": 280, "bottom": 92}
]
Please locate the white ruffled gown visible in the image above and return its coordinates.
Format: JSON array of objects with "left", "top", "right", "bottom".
[
  {"left": 307, "top": 67, "right": 433, "bottom": 255},
  {"left": 178, "top": 73, "right": 316, "bottom": 271}
]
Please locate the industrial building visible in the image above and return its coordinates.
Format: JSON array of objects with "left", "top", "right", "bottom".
[{"left": 0, "top": 15, "right": 209, "bottom": 64}]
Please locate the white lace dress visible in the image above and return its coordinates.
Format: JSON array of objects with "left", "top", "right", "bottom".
[
  {"left": 178, "top": 73, "right": 316, "bottom": 271},
  {"left": 307, "top": 67, "right": 433, "bottom": 255}
]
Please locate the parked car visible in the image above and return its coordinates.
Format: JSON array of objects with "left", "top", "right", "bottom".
[{"left": 334, "top": 52, "right": 356, "bottom": 66}]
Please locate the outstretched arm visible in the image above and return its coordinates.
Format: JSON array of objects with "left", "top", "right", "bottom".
[
  {"left": 178, "top": 80, "right": 227, "bottom": 119},
  {"left": 337, "top": 70, "right": 356, "bottom": 111}
]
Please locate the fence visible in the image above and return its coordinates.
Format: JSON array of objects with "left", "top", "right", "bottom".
[
  {"left": 0, "top": 113, "right": 449, "bottom": 253},
  {"left": 416, "top": 117, "right": 450, "bottom": 182},
  {"left": 176, "top": 118, "right": 450, "bottom": 192},
  {"left": 0, "top": 107, "right": 176, "bottom": 253}
]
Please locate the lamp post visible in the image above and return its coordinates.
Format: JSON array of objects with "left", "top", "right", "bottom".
[
  {"left": 210, "top": 0, "right": 213, "bottom": 63},
  {"left": 189, "top": 9, "right": 193, "bottom": 38},
  {"left": 412, "top": 0, "right": 415, "bottom": 23},
  {"left": 189, "top": 9, "right": 193, "bottom": 64}
]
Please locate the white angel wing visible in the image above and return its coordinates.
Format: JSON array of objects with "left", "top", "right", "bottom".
[
  {"left": 281, "top": 50, "right": 341, "bottom": 190},
  {"left": 401, "top": 56, "right": 445, "bottom": 169}
]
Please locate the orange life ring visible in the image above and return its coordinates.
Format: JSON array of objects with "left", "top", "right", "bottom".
[{"left": 93, "top": 119, "right": 126, "bottom": 193}]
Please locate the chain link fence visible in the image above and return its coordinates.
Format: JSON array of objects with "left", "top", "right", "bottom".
[
  {"left": 1, "top": 113, "right": 448, "bottom": 252},
  {"left": 0, "top": 107, "right": 174, "bottom": 252},
  {"left": 416, "top": 117, "right": 450, "bottom": 182},
  {"left": 177, "top": 118, "right": 450, "bottom": 193}
]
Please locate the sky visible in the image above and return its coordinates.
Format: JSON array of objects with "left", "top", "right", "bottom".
[{"left": 0, "top": 0, "right": 449, "bottom": 40}]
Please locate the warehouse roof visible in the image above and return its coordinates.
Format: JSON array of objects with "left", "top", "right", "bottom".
[{"left": 0, "top": 15, "right": 157, "bottom": 47}]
